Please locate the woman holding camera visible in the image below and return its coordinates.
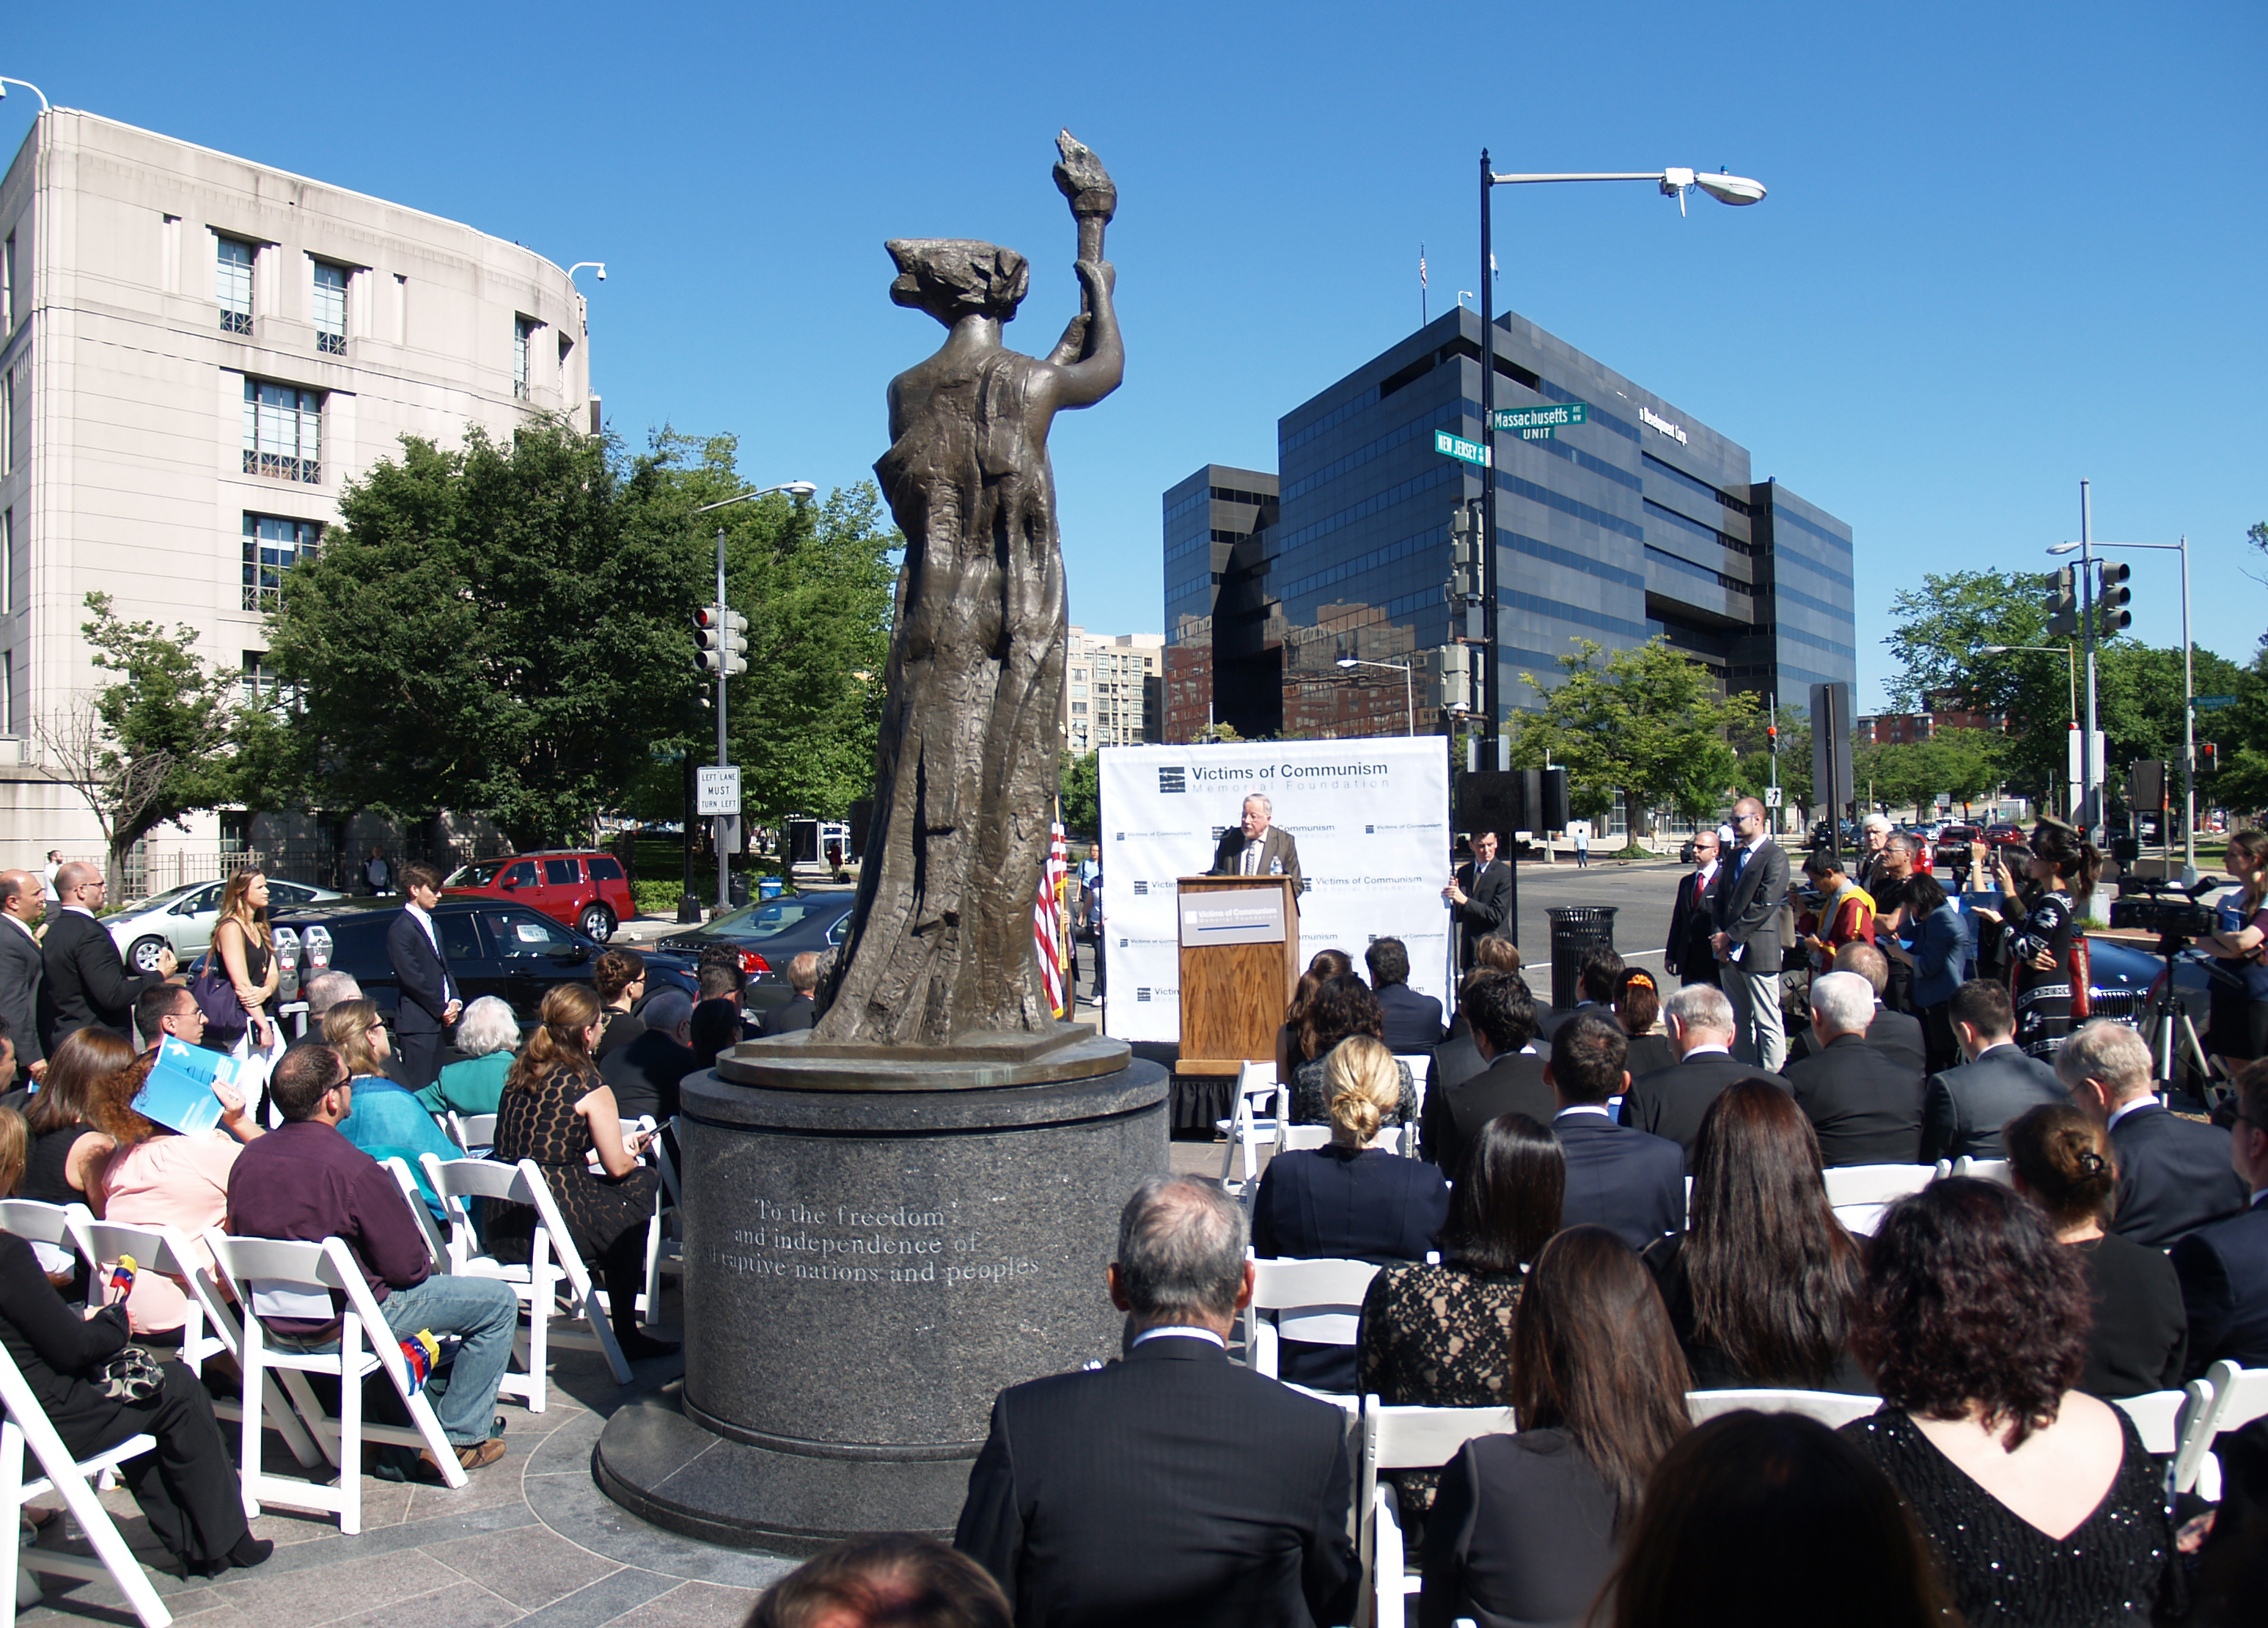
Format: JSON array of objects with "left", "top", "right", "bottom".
[
  {"left": 1984, "top": 820, "right": 2099, "bottom": 1060},
  {"left": 2202, "top": 829, "right": 2268, "bottom": 1079}
]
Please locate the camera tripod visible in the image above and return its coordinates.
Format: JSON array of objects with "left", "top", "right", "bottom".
[{"left": 2137, "top": 929, "right": 2213, "bottom": 1104}]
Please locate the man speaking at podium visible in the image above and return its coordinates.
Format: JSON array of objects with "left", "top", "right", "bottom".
[{"left": 1211, "top": 793, "right": 1302, "bottom": 890}]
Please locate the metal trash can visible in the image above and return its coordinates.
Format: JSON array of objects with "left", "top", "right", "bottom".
[
  {"left": 757, "top": 875, "right": 785, "bottom": 901},
  {"left": 1546, "top": 906, "right": 1619, "bottom": 1013},
  {"left": 729, "top": 873, "right": 752, "bottom": 909}
]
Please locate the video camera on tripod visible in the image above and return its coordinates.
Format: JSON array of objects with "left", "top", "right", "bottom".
[
  {"left": 2109, "top": 877, "right": 2220, "bottom": 941},
  {"left": 2107, "top": 873, "right": 2223, "bottom": 1102}
]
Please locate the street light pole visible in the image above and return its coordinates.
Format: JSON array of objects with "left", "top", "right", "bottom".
[{"left": 1335, "top": 657, "right": 1415, "bottom": 735}]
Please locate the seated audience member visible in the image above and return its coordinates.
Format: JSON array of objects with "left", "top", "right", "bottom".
[
  {"left": 1288, "top": 975, "right": 1415, "bottom": 1127},
  {"left": 2003, "top": 1101, "right": 2187, "bottom": 1397},
  {"left": 1420, "top": 1227, "right": 1691, "bottom": 1628},
  {"left": 1840, "top": 1178, "right": 2181, "bottom": 1626},
  {"left": 757, "top": 951, "right": 823, "bottom": 1036},
  {"left": 697, "top": 958, "right": 757, "bottom": 1039},
  {"left": 1613, "top": 967, "right": 1676, "bottom": 1079},
  {"left": 2170, "top": 1058, "right": 2268, "bottom": 1377},
  {"left": 22, "top": 1024, "right": 133, "bottom": 1207},
  {"left": 690, "top": 996, "right": 745, "bottom": 1064},
  {"left": 592, "top": 950, "right": 647, "bottom": 1060},
  {"left": 1359, "top": 1112, "right": 1563, "bottom": 1528},
  {"left": 1, "top": 1110, "right": 272, "bottom": 1580},
  {"left": 1796, "top": 849, "right": 1877, "bottom": 974},
  {"left": 1549, "top": 1011, "right": 1682, "bottom": 1253},
  {"left": 301, "top": 969, "right": 362, "bottom": 1023},
  {"left": 1881, "top": 873, "right": 1970, "bottom": 1074},
  {"left": 1252, "top": 1035, "right": 1450, "bottom": 1393},
  {"left": 601, "top": 990, "right": 699, "bottom": 1122},
  {"left": 1539, "top": 944, "right": 1624, "bottom": 1041},
  {"left": 1917, "top": 978, "right": 2064, "bottom": 1164},
  {"left": 1643, "top": 1079, "right": 1871, "bottom": 1393},
  {"left": 748, "top": 1533, "right": 1010, "bottom": 1628},
  {"left": 228, "top": 1041, "right": 520, "bottom": 1478},
  {"left": 2062, "top": 1017, "right": 2247, "bottom": 1247},
  {"left": 1601, "top": 1411, "right": 1954, "bottom": 1628},
  {"left": 1442, "top": 936, "right": 1522, "bottom": 1044},
  {"left": 1784, "top": 971, "right": 1926, "bottom": 1166},
  {"left": 322, "top": 997, "right": 458, "bottom": 1216},
  {"left": 953, "top": 1175, "right": 1359, "bottom": 1628},
  {"left": 1423, "top": 970, "right": 1549, "bottom": 1175},
  {"left": 1277, "top": 948, "right": 1355, "bottom": 1082},
  {"left": 91, "top": 1052, "right": 264, "bottom": 1341},
  {"left": 133, "top": 982, "right": 208, "bottom": 1062},
  {"left": 1366, "top": 936, "right": 1445, "bottom": 1053},
  {"left": 1620, "top": 983, "right": 1791, "bottom": 1166},
  {"left": 415, "top": 994, "right": 520, "bottom": 1115},
  {"left": 1785, "top": 943, "right": 1926, "bottom": 1077}
]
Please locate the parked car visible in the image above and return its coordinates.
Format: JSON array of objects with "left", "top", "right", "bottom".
[
  {"left": 266, "top": 898, "right": 698, "bottom": 1028},
  {"left": 656, "top": 890, "right": 858, "bottom": 1018},
  {"left": 109, "top": 877, "right": 348, "bottom": 974},
  {"left": 443, "top": 851, "right": 634, "bottom": 942},
  {"left": 2084, "top": 931, "right": 2215, "bottom": 1030}
]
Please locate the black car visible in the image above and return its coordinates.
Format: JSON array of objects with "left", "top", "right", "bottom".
[
  {"left": 656, "top": 890, "right": 857, "bottom": 1016},
  {"left": 268, "top": 897, "right": 700, "bottom": 1027}
]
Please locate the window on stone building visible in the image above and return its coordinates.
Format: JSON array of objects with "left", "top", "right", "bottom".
[
  {"left": 217, "top": 236, "right": 255, "bottom": 334},
  {"left": 242, "top": 380, "right": 322, "bottom": 483},
  {"left": 312, "top": 262, "right": 348, "bottom": 354},
  {"left": 513, "top": 316, "right": 535, "bottom": 400},
  {"left": 242, "top": 514, "right": 320, "bottom": 610}
]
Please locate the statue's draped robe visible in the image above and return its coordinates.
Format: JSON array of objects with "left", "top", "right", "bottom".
[{"left": 817, "top": 346, "right": 1065, "bottom": 1046}]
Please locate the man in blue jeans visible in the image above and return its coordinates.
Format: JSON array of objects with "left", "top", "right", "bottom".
[{"left": 227, "top": 1041, "right": 519, "bottom": 1478}]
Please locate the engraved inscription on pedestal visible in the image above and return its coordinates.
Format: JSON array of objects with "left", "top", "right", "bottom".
[{"left": 705, "top": 1198, "right": 1035, "bottom": 1291}]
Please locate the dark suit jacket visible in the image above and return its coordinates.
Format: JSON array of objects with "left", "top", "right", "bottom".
[
  {"left": 1553, "top": 1110, "right": 1684, "bottom": 1252},
  {"left": 37, "top": 909, "right": 164, "bottom": 1049},
  {"left": 1419, "top": 1428, "right": 1622, "bottom": 1628},
  {"left": 1618, "top": 1050, "right": 1793, "bottom": 1167},
  {"left": 1712, "top": 838, "right": 1789, "bottom": 957},
  {"left": 1211, "top": 826, "right": 1302, "bottom": 891},
  {"left": 757, "top": 991, "right": 816, "bottom": 1037},
  {"left": 2071, "top": 1232, "right": 2188, "bottom": 1398},
  {"left": 2109, "top": 1103, "right": 2250, "bottom": 1249},
  {"left": 384, "top": 908, "right": 455, "bottom": 1035},
  {"left": 599, "top": 1030, "right": 700, "bottom": 1123},
  {"left": 1917, "top": 1043, "right": 2066, "bottom": 1164},
  {"left": 953, "top": 1334, "right": 1360, "bottom": 1628},
  {"left": 1430, "top": 1030, "right": 1484, "bottom": 1096},
  {"left": 1423, "top": 1049, "right": 1552, "bottom": 1176},
  {"left": 2172, "top": 1195, "right": 2268, "bottom": 1377},
  {"left": 1665, "top": 865, "right": 1720, "bottom": 983},
  {"left": 1786, "top": 1004, "right": 1926, "bottom": 1079},
  {"left": 1452, "top": 859, "right": 1514, "bottom": 968},
  {"left": 1376, "top": 982, "right": 1446, "bottom": 1053},
  {"left": 1783, "top": 1034, "right": 1926, "bottom": 1167},
  {"left": 0, "top": 917, "right": 44, "bottom": 1066}
]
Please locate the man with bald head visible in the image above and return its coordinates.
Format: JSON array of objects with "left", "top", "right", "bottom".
[
  {"left": 1709, "top": 796, "right": 1791, "bottom": 1070},
  {"left": 0, "top": 870, "right": 48, "bottom": 1082},
  {"left": 38, "top": 862, "right": 176, "bottom": 1050}
]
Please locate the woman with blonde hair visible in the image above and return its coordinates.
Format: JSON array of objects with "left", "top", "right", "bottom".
[
  {"left": 492, "top": 983, "right": 673, "bottom": 1359},
  {"left": 208, "top": 868, "right": 280, "bottom": 1052},
  {"left": 322, "top": 999, "right": 456, "bottom": 1215},
  {"left": 1250, "top": 1033, "right": 1450, "bottom": 1392}
]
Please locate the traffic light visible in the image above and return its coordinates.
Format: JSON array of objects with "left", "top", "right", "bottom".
[
  {"left": 2198, "top": 741, "right": 2220, "bottom": 776},
  {"left": 1439, "top": 643, "right": 1474, "bottom": 714},
  {"left": 1766, "top": 723, "right": 1779, "bottom": 755},
  {"left": 2096, "top": 562, "right": 2132, "bottom": 635},
  {"left": 2045, "top": 565, "right": 2078, "bottom": 637},
  {"left": 1447, "top": 503, "right": 1481, "bottom": 603},
  {"left": 694, "top": 605, "right": 749, "bottom": 675}
]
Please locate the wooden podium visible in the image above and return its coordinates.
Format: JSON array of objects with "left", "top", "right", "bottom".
[{"left": 1175, "top": 875, "right": 1301, "bottom": 1077}]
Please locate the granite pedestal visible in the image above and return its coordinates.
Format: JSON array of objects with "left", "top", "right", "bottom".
[{"left": 595, "top": 1028, "right": 1168, "bottom": 1550}]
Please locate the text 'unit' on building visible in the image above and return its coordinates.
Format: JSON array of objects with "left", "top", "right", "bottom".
[{"left": 1161, "top": 306, "right": 1856, "bottom": 743}]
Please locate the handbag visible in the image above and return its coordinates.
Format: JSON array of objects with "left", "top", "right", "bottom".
[
  {"left": 186, "top": 947, "right": 249, "bottom": 1046},
  {"left": 92, "top": 1344, "right": 166, "bottom": 1404}
]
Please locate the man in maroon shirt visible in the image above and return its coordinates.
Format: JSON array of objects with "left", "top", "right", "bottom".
[{"left": 227, "top": 1041, "right": 518, "bottom": 1475}]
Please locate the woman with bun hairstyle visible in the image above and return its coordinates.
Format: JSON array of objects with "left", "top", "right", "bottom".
[
  {"left": 2004, "top": 1101, "right": 2186, "bottom": 1398},
  {"left": 1612, "top": 967, "right": 1676, "bottom": 1079},
  {"left": 1250, "top": 1034, "right": 1450, "bottom": 1393}
]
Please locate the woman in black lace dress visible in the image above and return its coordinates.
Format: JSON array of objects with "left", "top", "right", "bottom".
[
  {"left": 1839, "top": 1178, "right": 2181, "bottom": 1626},
  {"left": 491, "top": 983, "right": 675, "bottom": 1360},
  {"left": 1357, "top": 1112, "right": 1562, "bottom": 1528}
]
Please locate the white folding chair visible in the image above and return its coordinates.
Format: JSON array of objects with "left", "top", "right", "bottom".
[
  {"left": 376, "top": 1157, "right": 449, "bottom": 1275},
  {"left": 1684, "top": 1388, "right": 1882, "bottom": 1428},
  {"left": 1277, "top": 1126, "right": 1409, "bottom": 1156},
  {"left": 0, "top": 1198, "right": 89, "bottom": 1283},
  {"left": 65, "top": 1217, "right": 325, "bottom": 1495},
  {"left": 444, "top": 1112, "right": 496, "bottom": 1156},
  {"left": 2110, "top": 1387, "right": 2189, "bottom": 1456},
  {"left": 1950, "top": 1156, "right": 2014, "bottom": 1187},
  {"left": 2184, "top": 1361, "right": 2268, "bottom": 1504},
  {"left": 1241, "top": 1258, "right": 1383, "bottom": 1387},
  {"left": 2, "top": 1341, "right": 171, "bottom": 1628},
  {"left": 1217, "top": 1062, "right": 1284, "bottom": 1195},
  {"left": 1822, "top": 1163, "right": 1939, "bottom": 1236},
  {"left": 419, "top": 1155, "right": 634, "bottom": 1408},
  {"left": 1359, "top": 1400, "right": 1517, "bottom": 1628},
  {"left": 641, "top": 1126, "right": 684, "bottom": 1319},
  {"left": 202, "top": 1232, "right": 466, "bottom": 1535}
]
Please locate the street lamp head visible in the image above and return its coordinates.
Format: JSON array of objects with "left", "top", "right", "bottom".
[
  {"left": 1694, "top": 169, "right": 1767, "bottom": 206},
  {"left": 1979, "top": 645, "right": 2014, "bottom": 655},
  {"left": 2048, "top": 541, "right": 2082, "bottom": 555},
  {"left": 785, "top": 482, "right": 817, "bottom": 499},
  {"left": 1335, "top": 659, "right": 1359, "bottom": 670}
]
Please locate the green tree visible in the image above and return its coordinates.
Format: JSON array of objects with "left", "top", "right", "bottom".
[
  {"left": 1058, "top": 750, "right": 1100, "bottom": 837},
  {"left": 34, "top": 594, "right": 241, "bottom": 886},
  {"left": 1932, "top": 727, "right": 2005, "bottom": 819},
  {"left": 1508, "top": 639, "right": 1757, "bottom": 842}
]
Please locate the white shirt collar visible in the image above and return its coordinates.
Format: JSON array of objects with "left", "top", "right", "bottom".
[
  {"left": 1681, "top": 1042, "right": 1733, "bottom": 1059},
  {"left": 1131, "top": 1326, "right": 1226, "bottom": 1349},
  {"left": 64, "top": 903, "right": 97, "bottom": 919},
  {"left": 1555, "top": 1104, "right": 1612, "bottom": 1120},
  {"left": 2107, "top": 1096, "right": 2156, "bottom": 1130},
  {"left": 1740, "top": 832, "right": 1769, "bottom": 856}
]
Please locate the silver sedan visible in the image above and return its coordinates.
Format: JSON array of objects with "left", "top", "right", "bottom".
[{"left": 106, "top": 878, "right": 348, "bottom": 973}]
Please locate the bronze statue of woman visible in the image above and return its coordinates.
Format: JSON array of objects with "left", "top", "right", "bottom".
[{"left": 816, "top": 133, "right": 1122, "bottom": 1048}]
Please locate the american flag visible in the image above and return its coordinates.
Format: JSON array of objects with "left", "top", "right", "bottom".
[
  {"left": 1034, "top": 819, "right": 1071, "bottom": 1016},
  {"left": 1419, "top": 244, "right": 1427, "bottom": 288}
]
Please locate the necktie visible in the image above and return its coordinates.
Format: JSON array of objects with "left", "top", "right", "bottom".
[{"left": 1243, "top": 841, "right": 1259, "bottom": 876}]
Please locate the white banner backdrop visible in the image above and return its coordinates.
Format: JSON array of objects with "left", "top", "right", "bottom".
[{"left": 1095, "top": 738, "right": 1452, "bottom": 1044}]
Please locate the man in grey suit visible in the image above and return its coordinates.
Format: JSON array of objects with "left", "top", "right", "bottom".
[
  {"left": 1710, "top": 797, "right": 1790, "bottom": 1070},
  {"left": 0, "top": 871, "right": 47, "bottom": 1083},
  {"left": 1209, "top": 794, "right": 1302, "bottom": 890},
  {"left": 1917, "top": 980, "right": 2065, "bottom": 1163}
]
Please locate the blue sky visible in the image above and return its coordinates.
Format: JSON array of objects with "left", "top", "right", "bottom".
[{"left": 7, "top": 1, "right": 2263, "bottom": 709}]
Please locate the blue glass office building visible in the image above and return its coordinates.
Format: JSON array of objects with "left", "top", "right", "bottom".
[{"left": 1163, "top": 307, "right": 1856, "bottom": 739}]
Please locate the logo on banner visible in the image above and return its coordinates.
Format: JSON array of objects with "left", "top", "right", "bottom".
[
  {"left": 1158, "top": 767, "right": 1186, "bottom": 793},
  {"left": 1136, "top": 989, "right": 1152, "bottom": 1002},
  {"left": 1365, "top": 825, "right": 1374, "bottom": 834},
  {"left": 1132, "top": 880, "right": 1150, "bottom": 896}
]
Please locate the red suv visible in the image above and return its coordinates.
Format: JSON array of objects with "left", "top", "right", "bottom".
[{"left": 443, "top": 851, "right": 634, "bottom": 942}]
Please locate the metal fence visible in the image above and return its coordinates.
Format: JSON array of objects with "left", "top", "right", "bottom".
[{"left": 117, "top": 837, "right": 515, "bottom": 901}]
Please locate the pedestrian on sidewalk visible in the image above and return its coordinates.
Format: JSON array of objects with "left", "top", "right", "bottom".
[{"left": 1574, "top": 825, "right": 1591, "bottom": 869}]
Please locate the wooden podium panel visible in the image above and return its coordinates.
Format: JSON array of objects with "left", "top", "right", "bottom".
[{"left": 1176, "top": 875, "right": 1301, "bottom": 1077}]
